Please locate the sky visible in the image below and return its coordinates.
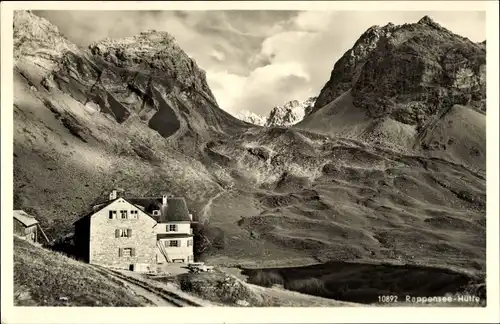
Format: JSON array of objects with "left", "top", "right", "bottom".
[{"left": 35, "top": 10, "right": 486, "bottom": 116}]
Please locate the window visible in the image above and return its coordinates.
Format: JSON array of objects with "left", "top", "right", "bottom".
[
  {"left": 109, "top": 210, "right": 117, "bottom": 219},
  {"left": 130, "top": 210, "right": 138, "bottom": 219},
  {"left": 168, "top": 240, "right": 179, "bottom": 247},
  {"left": 187, "top": 239, "right": 193, "bottom": 247},
  {"left": 120, "top": 210, "right": 128, "bottom": 219},
  {"left": 187, "top": 255, "right": 194, "bottom": 262},
  {"left": 115, "top": 229, "right": 132, "bottom": 238},
  {"left": 167, "top": 224, "right": 178, "bottom": 232},
  {"left": 152, "top": 210, "right": 160, "bottom": 216},
  {"left": 119, "top": 248, "right": 135, "bottom": 257}
]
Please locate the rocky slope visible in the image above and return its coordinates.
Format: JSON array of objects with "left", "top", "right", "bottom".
[
  {"left": 14, "top": 11, "right": 486, "bottom": 291},
  {"left": 235, "top": 97, "right": 317, "bottom": 127},
  {"left": 312, "top": 23, "right": 396, "bottom": 113},
  {"left": 297, "top": 16, "right": 486, "bottom": 171}
]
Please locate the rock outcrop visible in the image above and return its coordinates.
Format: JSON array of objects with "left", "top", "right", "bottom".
[
  {"left": 14, "top": 10, "right": 79, "bottom": 67},
  {"left": 312, "top": 16, "right": 486, "bottom": 129},
  {"left": 352, "top": 16, "right": 486, "bottom": 128},
  {"left": 312, "top": 23, "right": 396, "bottom": 112}
]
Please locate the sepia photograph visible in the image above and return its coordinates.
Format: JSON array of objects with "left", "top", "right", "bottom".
[{"left": 1, "top": 1, "right": 499, "bottom": 324}]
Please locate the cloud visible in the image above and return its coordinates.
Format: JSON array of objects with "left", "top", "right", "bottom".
[
  {"left": 210, "top": 49, "right": 226, "bottom": 62},
  {"left": 208, "top": 62, "right": 312, "bottom": 115},
  {"left": 206, "top": 71, "right": 246, "bottom": 114},
  {"left": 35, "top": 10, "right": 486, "bottom": 117}
]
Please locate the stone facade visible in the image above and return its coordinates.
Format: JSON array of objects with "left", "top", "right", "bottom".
[
  {"left": 88, "top": 198, "right": 157, "bottom": 268},
  {"left": 75, "top": 194, "right": 196, "bottom": 268}
]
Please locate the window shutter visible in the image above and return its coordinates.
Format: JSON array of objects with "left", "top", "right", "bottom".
[
  {"left": 131, "top": 248, "right": 136, "bottom": 257},
  {"left": 115, "top": 229, "right": 120, "bottom": 238},
  {"left": 127, "top": 229, "right": 132, "bottom": 237},
  {"left": 118, "top": 248, "right": 123, "bottom": 257}
]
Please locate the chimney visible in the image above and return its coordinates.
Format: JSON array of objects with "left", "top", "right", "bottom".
[
  {"left": 160, "top": 194, "right": 169, "bottom": 223},
  {"left": 189, "top": 213, "right": 193, "bottom": 222},
  {"left": 109, "top": 190, "right": 117, "bottom": 201}
]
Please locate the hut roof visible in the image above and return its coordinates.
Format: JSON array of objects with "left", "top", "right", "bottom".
[{"left": 14, "top": 210, "right": 38, "bottom": 227}]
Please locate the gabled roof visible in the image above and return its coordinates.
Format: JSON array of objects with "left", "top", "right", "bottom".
[
  {"left": 165, "top": 197, "right": 192, "bottom": 222},
  {"left": 74, "top": 195, "right": 193, "bottom": 225},
  {"left": 14, "top": 210, "right": 38, "bottom": 227},
  {"left": 126, "top": 196, "right": 192, "bottom": 222},
  {"left": 73, "top": 197, "right": 157, "bottom": 225}
]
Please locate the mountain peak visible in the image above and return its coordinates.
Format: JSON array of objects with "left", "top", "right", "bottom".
[
  {"left": 88, "top": 30, "right": 179, "bottom": 63},
  {"left": 312, "top": 14, "right": 485, "bottom": 115},
  {"left": 13, "top": 10, "right": 79, "bottom": 63},
  {"left": 417, "top": 15, "right": 442, "bottom": 29},
  {"left": 86, "top": 28, "right": 214, "bottom": 99}
]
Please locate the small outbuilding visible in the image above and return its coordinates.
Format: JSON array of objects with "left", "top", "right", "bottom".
[{"left": 13, "top": 210, "right": 39, "bottom": 243}]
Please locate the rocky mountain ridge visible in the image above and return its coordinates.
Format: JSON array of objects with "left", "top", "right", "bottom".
[
  {"left": 16, "top": 11, "right": 250, "bottom": 157},
  {"left": 312, "top": 15, "right": 486, "bottom": 120},
  {"left": 297, "top": 15, "right": 486, "bottom": 171}
]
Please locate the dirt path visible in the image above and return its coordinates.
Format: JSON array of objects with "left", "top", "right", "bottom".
[
  {"left": 110, "top": 275, "right": 177, "bottom": 306},
  {"left": 93, "top": 266, "right": 201, "bottom": 307},
  {"left": 200, "top": 189, "right": 227, "bottom": 222}
]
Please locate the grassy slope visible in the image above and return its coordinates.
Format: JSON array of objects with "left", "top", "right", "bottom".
[
  {"left": 416, "top": 104, "right": 486, "bottom": 173},
  {"left": 13, "top": 237, "right": 149, "bottom": 306},
  {"left": 295, "top": 91, "right": 486, "bottom": 173},
  {"left": 201, "top": 125, "right": 485, "bottom": 276}
]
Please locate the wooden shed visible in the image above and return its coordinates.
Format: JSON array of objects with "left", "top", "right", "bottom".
[{"left": 13, "top": 210, "right": 39, "bottom": 243}]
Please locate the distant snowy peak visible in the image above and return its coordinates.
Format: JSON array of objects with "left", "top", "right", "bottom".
[
  {"left": 266, "top": 96, "right": 317, "bottom": 127},
  {"left": 234, "top": 97, "right": 317, "bottom": 127},
  {"left": 235, "top": 110, "right": 267, "bottom": 126}
]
